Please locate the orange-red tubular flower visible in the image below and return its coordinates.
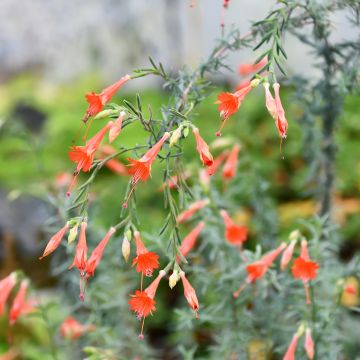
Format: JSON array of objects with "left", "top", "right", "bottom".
[
  {"left": 9, "top": 280, "right": 36, "bottom": 325},
  {"left": 0, "top": 273, "right": 17, "bottom": 315},
  {"left": 39, "top": 223, "right": 69, "bottom": 260},
  {"left": 207, "top": 150, "right": 229, "bottom": 176},
  {"left": 304, "top": 328, "right": 315, "bottom": 359},
  {"left": 129, "top": 270, "right": 166, "bottom": 339},
  {"left": 176, "top": 199, "right": 209, "bottom": 224},
  {"left": 86, "top": 227, "right": 116, "bottom": 278},
  {"left": 132, "top": 231, "right": 159, "bottom": 277},
  {"left": 280, "top": 239, "right": 297, "bottom": 270},
  {"left": 109, "top": 111, "right": 126, "bottom": 143},
  {"left": 215, "top": 82, "right": 255, "bottom": 136},
  {"left": 238, "top": 56, "right": 268, "bottom": 76},
  {"left": 83, "top": 75, "right": 131, "bottom": 123},
  {"left": 222, "top": 144, "right": 240, "bottom": 181},
  {"left": 273, "top": 83, "right": 288, "bottom": 139},
  {"left": 179, "top": 222, "right": 205, "bottom": 258},
  {"left": 69, "top": 222, "right": 88, "bottom": 301},
  {"left": 180, "top": 271, "right": 199, "bottom": 318},
  {"left": 292, "top": 240, "right": 319, "bottom": 305},
  {"left": 60, "top": 316, "right": 95, "bottom": 340},
  {"left": 67, "top": 121, "right": 113, "bottom": 196},
  {"left": 192, "top": 128, "right": 214, "bottom": 167},
  {"left": 124, "top": 132, "right": 170, "bottom": 208},
  {"left": 233, "top": 242, "right": 286, "bottom": 298},
  {"left": 220, "top": 210, "right": 247, "bottom": 246},
  {"left": 283, "top": 333, "right": 299, "bottom": 360}
]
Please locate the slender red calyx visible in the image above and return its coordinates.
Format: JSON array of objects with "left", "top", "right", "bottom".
[
  {"left": 283, "top": 333, "right": 299, "bottom": 360},
  {"left": 192, "top": 128, "right": 214, "bottom": 167},
  {"left": 176, "top": 199, "right": 209, "bottom": 224},
  {"left": 180, "top": 271, "right": 199, "bottom": 318},
  {"left": 39, "top": 223, "right": 69, "bottom": 260},
  {"left": 179, "top": 222, "right": 205, "bottom": 258},
  {"left": 0, "top": 273, "right": 17, "bottom": 316},
  {"left": 222, "top": 144, "right": 240, "bottom": 180}
]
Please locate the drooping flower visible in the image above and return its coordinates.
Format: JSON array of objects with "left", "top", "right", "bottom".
[
  {"left": 129, "top": 270, "right": 166, "bottom": 339},
  {"left": 124, "top": 132, "right": 170, "bottom": 207},
  {"left": 283, "top": 333, "right": 299, "bottom": 360},
  {"left": 39, "top": 223, "right": 69, "bottom": 260},
  {"left": 0, "top": 273, "right": 17, "bottom": 316},
  {"left": 222, "top": 143, "right": 240, "bottom": 181},
  {"left": 68, "top": 122, "right": 113, "bottom": 196},
  {"left": 9, "top": 280, "right": 36, "bottom": 325},
  {"left": 85, "top": 227, "right": 116, "bottom": 278},
  {"left": 273, "top": 83, "right": 288, "bottom": 139},
  {"left": 60, "top": 316, "right": 95, "bottom": 340},
  {"left": 233, "top": 243, "right": 286, "bottom": 298},
  {"left": 109, "top": 111, "right": 126, "bottom": 143},
  {"left": 304, "top": 328, "right": 315, "bottom": 359},
  {"left": 238, "top": 56, "right": 268, "bottom": 76},
  {"left": 220, "top": 210, "right": 247, "bottom": 246},
  {"left": 132, "top": 231, "right": 159, "bottom": 277},
  {"left": 69, "top": 222, "right": 88, "bottom": 301},
  {"left": 179, "top": 222, "right": 205, "bottom": 258},
  {"left": 292, "top": 240, "right": 319, "bottom": 304},
  {"left": 176, "top": 199, "right": 209, "bottom": 224},
  {"left": 83, "top": 75, "right": 131, "bottom": 123},
  {"left": 216, "top": 79, "right": 259, "bottom": 136},
  {"left": 280, "top": 239, "right": 297, "bottom": 270},
  {"left": 192, "top": 128, "right": 214, "bottom": 167},
  {"left": 180, "top": 271, "right": 199, "bottom": 318}
]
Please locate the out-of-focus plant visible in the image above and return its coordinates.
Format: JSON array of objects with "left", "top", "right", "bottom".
[{"left": 5, "top": 1, "right": 357, "bottom": 359}]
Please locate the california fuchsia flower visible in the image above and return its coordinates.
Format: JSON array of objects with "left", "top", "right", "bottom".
[
  {"left": 222, "top": 144, "right": 240, "bottom": 180},
  {"left": 0, "top": 273, "right": 17, "bottom": 315},
  {"left": 83, "top": 75, "right": 131, "bottom": 123},
  {"left": 280, "top": 239, "right": 297, "bottom": 270},
  {"left": 292, "top": 239, "right": 319, "bottom": 304},
  {"left": 109, "top": 111, "right": 126, "bottom": 143},
  {"left": 9, "top": 280, "right": 36, "bottom": 325},
  {"left": 179, "top": 222, "right": 205, "bottom": 258},
  {"left": 129, "top": 270, "right": 166, "bottom": 339},
  {"left": 238, "top": 56, "right": 268, "bottom": 76},
  {"left": 60, "top": 316, "right": 95, "bottom": 340},
  {"left": 180, "top": 271, "right": 199, "bottom": 318},
  {"left": 192, "top": 128, "right": 214, "bottom": 167},
  {"left": 216, "top": 79, "right": 259, "bottom": 135},
  {"left": 283, "top": 333, "right": 299, "bottom": 360},
  {"left": 207, "top": 150, "right": 229, "bottom": 176},
  {"left": 132, "top": 231, "right": 159, "bottom": 277},
  {"left": 68, "top": 122, "right": 113, "bottom": 196},
  {"left": 39, "top": 223, "right": 69, "bottom": 260},
  {"left": 220, "top": 210, "right": 247, "bottom": 246},
  {"left": 85, "top": 227, "right": 116, "bottom": 278},
  {"left": 124, "top": 132, "right": 170, "bottom": 207},
  {"left": 304, "top": 328, "right": 315, "bottom": 359},
  {"left": 233, "top": 243, "right": 286, "bottom": 298},
  {"left": 176, "top": 199, "right": 209, "bottom": 224}
]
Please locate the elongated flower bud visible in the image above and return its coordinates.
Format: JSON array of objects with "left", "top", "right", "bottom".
[
  {"left": 169, "top": 270, "right": 180, "bottom": 289},
  {"left": 304, "top": 328, "right": 315, "bottom": 359},
  {"left": 122, "top": 235, "right": 131, "bottom": 262},
  {"left": 39, "top": 223, "right": 69, "bottom": 260},
  {"left": 281, "top": 239, "right": 297, "bottom": 270}
]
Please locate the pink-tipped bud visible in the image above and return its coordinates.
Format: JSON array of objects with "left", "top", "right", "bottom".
[
  {"left": 304, "top": 328, "right": 315, "bottom": 359},
  {"left": 281, "top": 239, "right": 297, "bottom": 270}
]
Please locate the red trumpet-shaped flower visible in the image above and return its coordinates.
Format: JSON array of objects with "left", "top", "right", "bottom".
[
  {"left": 222, "top": 144, "right": 240, "bottom": 181},
  {"left": 124, "top": 132, "right": 170, "bottom": 207},
  {"left": 283, "top": 333, "right": 299, "bottom": 360},
  {"left": 0, "top": 273, "right": 17, "bottom": 316},
  {"left": 85, "top": 227, "right": 116, "bottom": 278},
  {"left": 280, "top": 239, "right": 297, "bottom": 270},
  {"left": 132, "top": 231, "right": 159, "bottom": 277},
  {"left": 83, "top": 75, "right": 131, "bottom": 123},
  {"left": 304, "top": 328, "right": 315, "bottom": 359},
  {"left": 176, "top": 199, "right": 209, "bottom": 224},
  {"left": 233, "top": 243, "right": 286, "bottom": 298},
  {"left": 192, "top": 128, "right": 214, "bottom": 167},
  {"left": 68, "top": 122, "right": 113, "bottom": 196},
  {"left": 292, "top": 240, "right": 319, "bottom": 304},
  {"left": 220, "top": 210, "right": 247, "bottom": 247},
  {"left": 9, "top": 280, "right": 36, "bottom": 325},
  {"left": 60, "top": 316, "right": 95, "bottom": 340},
  {"left": 129, "top": 270, "right": 166, "bottom": 339},
  {"left": 39, "top": 223, "right": 69, "bottom": 260},
  {"left": 179, "top": 222, "right": 205, "bottom": 258},
  {"left": 215, "top": 80, "right": 258, "bottom": 135},
  {"left": 180, "top": 271, "right": 199, "bottom": 318}
]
